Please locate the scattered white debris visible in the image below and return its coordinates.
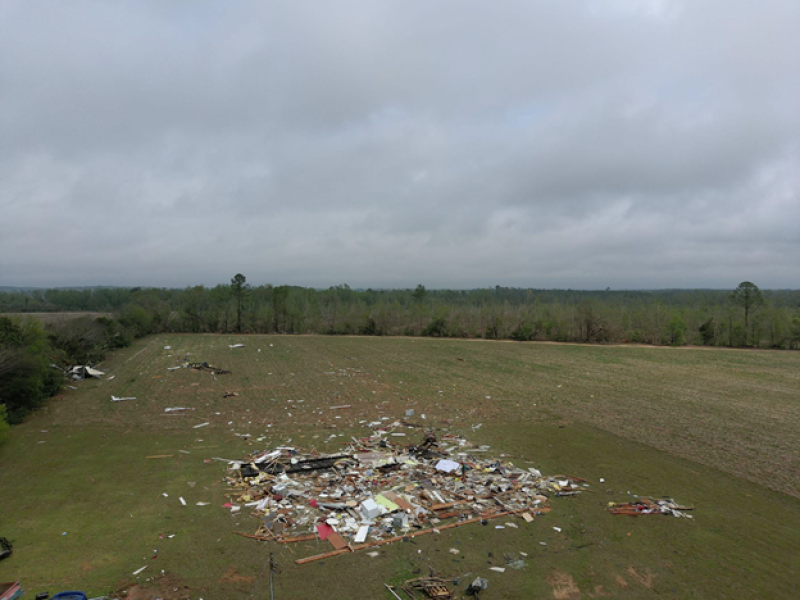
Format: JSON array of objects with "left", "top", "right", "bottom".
[
  {"left": 132, "top": 566, "right": 147, "bottom": 576},
  {"left": 164, "top": 407, "right": 194, "bottom": 413},
  {"left": 228, "top": 344, "right": 246, "bottom": 349},
  {"left": 111, "top": 395, "right": 136, "bottom": 402},
  {"left": 354, "top": 525, "right": 369, "bottom": 543},
  {"left": 193, "top": 422, "right": 210, "bottom": 429},
  {"left": 179, "top": 497, "right": 187, "bottom": 506},
  {"left": 435, "top": 459, "right": 460, "bottom": 473}
]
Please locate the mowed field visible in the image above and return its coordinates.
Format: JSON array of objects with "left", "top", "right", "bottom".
[{"left": 1, "top": 334, "right": 798, "bottom": 599}]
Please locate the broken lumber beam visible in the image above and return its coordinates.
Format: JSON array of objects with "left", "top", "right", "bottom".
[
  {"left": 294, "top": 548, "right": 352, "bottom": 565},
  {"left": 233, "top": 531, "right": 272, "bottom": 541},
  {"left": 277, "top": 534, "right": 318, "bottom": 544},
  {"left": 429, "top": 500, "right": 466, "bottom": 511}
]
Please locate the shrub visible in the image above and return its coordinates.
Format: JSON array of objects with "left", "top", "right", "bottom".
[
  {"left": 0, "top": 404, "right": 9, "bottom": 445},
  {"left": 422, "top": 317, "right": 448, "bottom": 337}
]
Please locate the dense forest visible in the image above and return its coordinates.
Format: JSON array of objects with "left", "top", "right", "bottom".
[{"left": 2, "top": 279, "right": 799, "bottom": 348}]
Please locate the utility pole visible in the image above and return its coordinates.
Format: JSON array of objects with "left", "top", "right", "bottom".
[{"left": 269, "top": 552, "right": 275, "bottom": 600}]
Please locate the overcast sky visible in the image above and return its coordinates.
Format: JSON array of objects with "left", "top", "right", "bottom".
[{"left": 1, "top": 1, "right": 798, "bottom": 290}]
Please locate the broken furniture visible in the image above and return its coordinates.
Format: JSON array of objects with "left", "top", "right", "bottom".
[{"left": 403, "top": 577, "right": 453, "bottom": 599}]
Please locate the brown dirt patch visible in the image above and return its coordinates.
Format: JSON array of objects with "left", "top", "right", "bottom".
[
  {"left": 115, "top": 574, "right": 191, "bottom": 600},
  {"left": 219, "top": 566, "right": 256, "bottom": 585},
  {"left": 588, "top": 585, "right": 610, "bottom": 597},
  {"left": 615, "top": 574, "right": 628, "bottom": 588},
  {"left": 546, "top": 571, "right": 581, "bottom": 599},
  {"left": 626, "top": 566, "right": 656, "bottom": 588}
]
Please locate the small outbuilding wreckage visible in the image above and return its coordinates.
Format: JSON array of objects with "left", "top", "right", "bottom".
[{"left": 68, "top": 365, "right": 105, "bottom": 380}]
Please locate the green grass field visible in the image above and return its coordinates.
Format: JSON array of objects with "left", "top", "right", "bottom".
[{"left": 1, "top": 335, "right": 798, "bottom": 599}]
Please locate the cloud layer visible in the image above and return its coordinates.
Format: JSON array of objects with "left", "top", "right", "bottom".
[{"left": 1, "top": 0, "right": 798, "bottom": 289}]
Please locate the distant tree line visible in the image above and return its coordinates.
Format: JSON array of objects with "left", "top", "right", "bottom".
[{"left": 2, "top": 278, "right": 799, "bottom": 351}]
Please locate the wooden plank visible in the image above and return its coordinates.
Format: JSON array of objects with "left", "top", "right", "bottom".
[
  {"left": 294, "top": 548, "right": 351, "bottom": 565},
  {"left": 435, "top": 510, "right": 462, "bottom": 519},
  {"left": 430, "top": 500, "right": 464, "bottom": 511},
  {"left": 277, "top": 534, "right": 318, "bottom": 544},
  {"left": 233, "top": 531, "right": 271, "bottom": 541},
  {"left": 327, "top": 532, "right": 348, "bottom": 550}
]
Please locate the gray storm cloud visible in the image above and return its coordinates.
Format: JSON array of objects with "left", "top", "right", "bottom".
[{"left": 1, "top": 0, "right": 798, "bottom": 289}]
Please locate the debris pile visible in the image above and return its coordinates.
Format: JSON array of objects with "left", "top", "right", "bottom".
[
  {"left": 224, "top": 428, "right": 589, "bottom": 564},
  {"left": 608, "top": 498, "right": 693, "bottom": 517},
  {"left": 188, "top": 362, "right": 231, "bottom": 375},
  {"left": 404, "top": 576, "right": 454, "bottom": 599},
  {"left": 68, "top": 365, "right": 105, "bottom": 380}
]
